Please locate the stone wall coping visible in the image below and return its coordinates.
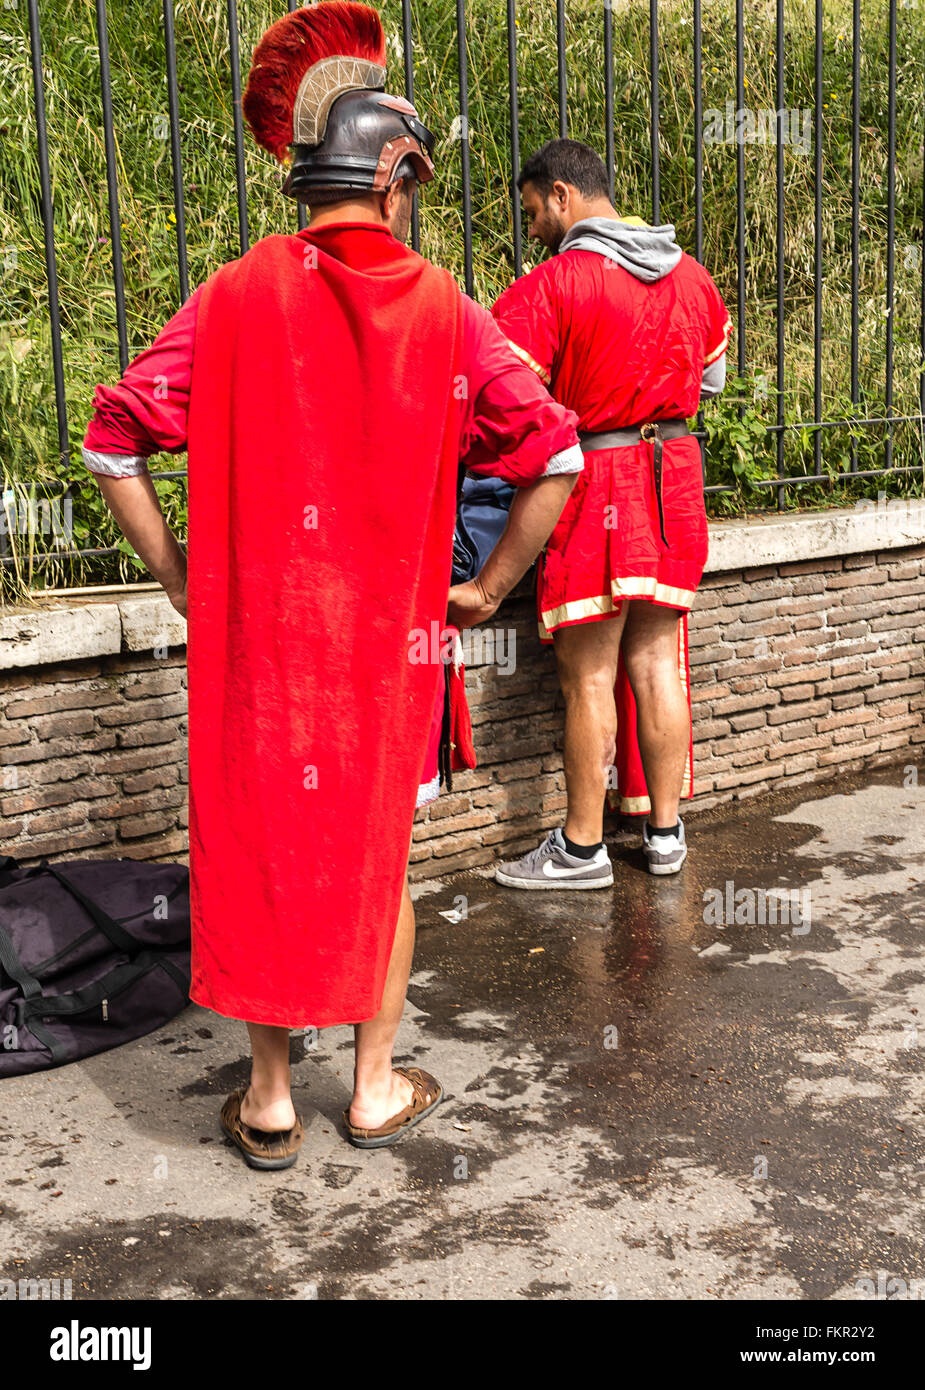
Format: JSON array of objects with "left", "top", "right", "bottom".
[
  {"left": 0, "top": 592, "right": 186, "bottom": 671},
  {"left": 1, "top": 499, "right": 923, "bottom": 671},
  {"left": 705, "top": 496, "right": 925, "bottom": 573}
]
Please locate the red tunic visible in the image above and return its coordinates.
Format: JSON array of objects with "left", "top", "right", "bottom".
[
  {"left": 491, "top": 224, "right": 730, "bottom": 816},
  {"left": 492, "top": 237, "right": 730, "bottom": 633},
  {"left": 83, "top": 221, "right": 580, "bottom": 1025}
]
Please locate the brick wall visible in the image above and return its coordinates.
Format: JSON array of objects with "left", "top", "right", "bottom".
[
  {"left": 0, "top": 655, "right": 188, "bottom": 864},
  {"left": 686, "top": 548, "right": 925, "bottom": 811},
  {"left": 1, "top": 544, "right": 923, "bottom": 875}
]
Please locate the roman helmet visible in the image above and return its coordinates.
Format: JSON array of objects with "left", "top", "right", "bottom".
[{"left": 242, "top": 1, "right": 435, "bottom": 202}]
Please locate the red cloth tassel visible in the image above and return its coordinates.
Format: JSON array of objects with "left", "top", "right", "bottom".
[{"left": 448, "top": 653, "right": 476, "bottom": 771}]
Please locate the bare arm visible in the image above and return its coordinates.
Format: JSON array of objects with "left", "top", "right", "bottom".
[
  {"left": 95, "top": 474, "right": 188, "bottom": 616},
  {"left": 446, "top": 470, "right": 577, "bottom": 630}
]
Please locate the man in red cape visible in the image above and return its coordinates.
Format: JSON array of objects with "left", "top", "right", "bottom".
[
  {"left": 491, "top": 140, "right": 731, "bottom": 889},
  {"left": 82, "top": 2, "right": 581, "bottom": 1167}
]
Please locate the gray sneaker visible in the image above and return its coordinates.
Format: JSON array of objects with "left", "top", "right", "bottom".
[
  {"left": 642, "top": 818, "right": 687, "bottom": 875},
  {"left": 495, "top": 827, "right": 614, "bottom": 890}
]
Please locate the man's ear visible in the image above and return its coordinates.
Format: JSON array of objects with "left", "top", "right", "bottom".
[
  {"left": 552, "top": 179, "right": 571, "bottom": 211},
  {"left": 384, "top": 180, "right": 402, "bottom": 216}
]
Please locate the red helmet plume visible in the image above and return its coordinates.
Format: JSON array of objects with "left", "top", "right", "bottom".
[{"left": 243, "top": 2, "right": 387, "bottom": 162}]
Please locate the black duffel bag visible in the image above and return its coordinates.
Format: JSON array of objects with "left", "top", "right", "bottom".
[{"left": 0, "top": 853, "right": 191, "bottom": 1076}]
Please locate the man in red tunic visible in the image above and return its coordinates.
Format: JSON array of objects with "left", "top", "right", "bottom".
[
  {"left": 490, "top": 140, "right": 730, "bottom": 889},
  {"left": 82, "top": 3, "right": 581, "bottom": 1166}
]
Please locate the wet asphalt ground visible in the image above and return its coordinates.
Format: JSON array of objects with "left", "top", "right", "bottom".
[{"left": 1, "top": 764, "right": 923, "bottom": 1300}]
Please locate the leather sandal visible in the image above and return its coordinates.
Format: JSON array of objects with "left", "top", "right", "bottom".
[
  {"left": 343, "top": 1066, "right": 443, "bottom": 1149},
  {"left": 220, "top": 1087, "right": 305, "bottom": 1170}
]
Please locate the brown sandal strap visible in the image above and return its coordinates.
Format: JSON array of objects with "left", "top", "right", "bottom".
[
  {"left": 395, "top": 1067, "right": 439, "bottom": 1117},
  {"left": 221, "top": 1087, "right": 304, "bottom": 1160},
  {"left": 344, "top": 1067, "right": 442, "bottom": 1139}
]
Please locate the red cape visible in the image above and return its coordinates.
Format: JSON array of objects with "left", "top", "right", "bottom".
[{"left": 185, "top": 222, "right": 463, "bottom": 1026}]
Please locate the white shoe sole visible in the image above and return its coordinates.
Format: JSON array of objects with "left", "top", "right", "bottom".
[
  {"left": 494, "top": 867, "right": 614, "bottom": 890},
  {"left": 646, "top": 847, "right": 687, "bottom": 876}
]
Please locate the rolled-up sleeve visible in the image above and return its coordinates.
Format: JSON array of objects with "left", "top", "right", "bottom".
[
  {"left": 458, "top": 295, "right": 581, "bottom": 486},
  {"left": 82, "top": 284, "right": 203, "bottom": 477}
]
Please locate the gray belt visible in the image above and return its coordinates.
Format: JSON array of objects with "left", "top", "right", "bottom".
[{"left": 577, "top": 418, "right": 690, "bottom": 547}]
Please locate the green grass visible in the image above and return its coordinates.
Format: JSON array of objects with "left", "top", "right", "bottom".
[{"left": 1, "top": 0, "right": 924, "bottom": 597}]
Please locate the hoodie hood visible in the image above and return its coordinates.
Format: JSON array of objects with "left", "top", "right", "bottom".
[{"left": 558, "top": 215, "right": 682, "bottom": 283}]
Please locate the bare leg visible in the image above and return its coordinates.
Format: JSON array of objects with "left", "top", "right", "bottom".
[
  {"left": 619, "top": 600, "right": 689, "bottom": 827},
  {"left": 240, "top": 865, "right": 417, "bottom": 1134},
  {"left": 241, "top": 1023, "right": 296, "bottom": 1132},
  {"left": 553, "top": 610, "right": 628, "bottom": 845},
  {"left": 348, "top": 874, "right": 416, "bottom": 1129}
]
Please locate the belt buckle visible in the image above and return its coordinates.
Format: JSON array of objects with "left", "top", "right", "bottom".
[{"left": 640, "top": 421, "right": 660, "bottom": 443}]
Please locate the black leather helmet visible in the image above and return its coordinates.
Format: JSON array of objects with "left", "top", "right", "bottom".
[{"left": 282, "top": 88, "right": 436, "bottom": 202}]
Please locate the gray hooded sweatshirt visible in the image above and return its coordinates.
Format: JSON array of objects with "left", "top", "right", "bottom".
[{"left": 557, "top": 216, "right": 726, "bottom": 396}]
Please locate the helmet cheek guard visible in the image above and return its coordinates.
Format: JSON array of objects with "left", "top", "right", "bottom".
[
  {"left": 373, "top": 95, "right": 435, "bottom": 187},
  {"left": 371, "top": 134, "right": 435, "bottom": 190}
]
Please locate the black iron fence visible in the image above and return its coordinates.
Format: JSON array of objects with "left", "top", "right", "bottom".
[{"left": 4, "top": 0, "right": 925, "bottom": 576}]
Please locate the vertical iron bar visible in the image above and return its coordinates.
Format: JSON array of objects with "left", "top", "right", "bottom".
[
  {"left": 921, "top": 48, "right": 925, "bottom": 453},
  {"left": 162, "top": 0, "right": 189, "bottom": 303},
  {"left": 400, "top": 0, "right": 419, "bottom": 252},
  {"left": 693, "top": 0, "right": 703, "bottom": 264},
  {"left": 226, "top": 0, "right": 249, "bottom": 255},
  {"left": 506, "top": 0, "right": 522, "bottom": 278},
  {"left": 94, "top": 0, "right": 129, "bottom": 373},
  {"left": 813, "top": 0, "right": 823, "bottom": 476},
  {"left": 776, "top": 0, "right": 786, "bottom": 508},
  {"left": 456, "top": 0, "right": 473, "bottom": 296},
  {"left": 26, "top": 0, "right": 70, "bottom": 469},
  {"left": 604, "top": 1, "right": 614, "bottom": 205},
  {"left": 735, "top": 0, "right": 745, "bottom": 376},
  {"left": 556, "top": 0, "right": 567, "bottom": 137},
  {"left": 885, "top": 0, "right": 897, "bottom": 471},
  {"left": 650, "top": 0, "right": 660, "bottom": 223},
  {"left": 850, "top": 0, "right": 860, "bottom": 472},
  {"left": 289, "top": 0, "right": 307, "bottom": 230},
  {"left": 693, "top": 0, "right": 705, "bottom": 486}
]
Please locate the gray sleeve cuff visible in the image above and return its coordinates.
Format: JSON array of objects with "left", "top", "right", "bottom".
[
  {"left": 542, "top": 442, "right": 585, "bottom": 476},
  {"left": 82, "top": 447, "right": 150, "bottom": 477},
  {"left": 700, "top": 352, "right": 727, "bottom": 399}
]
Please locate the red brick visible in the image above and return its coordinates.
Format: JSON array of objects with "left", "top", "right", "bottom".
[
  {"left": 30, "top": 710, "right": 96, "bottom": 740},
  {"left": 831, "top": 691, "right": 866, "bottom": 712},
  {"left": 816, "top": 706, "right": 879, "bottom": 733},
  {"left": 729, "top": 710, "right": 768, "bottom": 732},
  {"left": 767, "top": 699, "right": 830, "bottom": 725},
  {"left": 866, "top": 680, "right": 923, "bottom": 704},
  {"left": 712, "top": 690, "right": 781, "bottom": 717},
  {"left": 119, "top": 811, "right": 178, "bottom": 840},
  {"left": 4, "top": 686, "right": 121, "bottom": 718},
  {"left": 779, "top": 683, "right": 816, "bottom": 702},
  {"left": 768, "top": 664, "right": 831, "bottom": 689},
  {"left": 779, "top": 558, "right": 843, "bottom": 577},
  {"left": 825, "top": 568, "right": 888, "bottom": 589},
  {"left": 784, "top": 754, "right": 820, "bottom": 775}
]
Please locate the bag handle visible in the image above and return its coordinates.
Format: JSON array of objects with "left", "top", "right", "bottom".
[{"left": 40, "top": 863, "right": 142, "bottom": 957}]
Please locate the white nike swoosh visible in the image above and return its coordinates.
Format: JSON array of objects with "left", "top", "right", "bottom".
[{"left": 541, "top": 858, "right": 603, "bottom": 877}]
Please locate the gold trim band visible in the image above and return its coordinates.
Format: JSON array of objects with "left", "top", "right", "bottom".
[
  {"left": 704, "top": 319, "right": 733, "bottom": 366},
  {"left": 503, "top": 336, "right": 551, "bottom": 386}
]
